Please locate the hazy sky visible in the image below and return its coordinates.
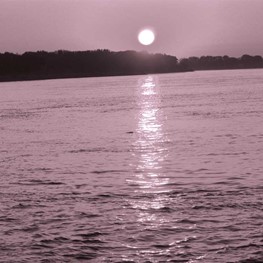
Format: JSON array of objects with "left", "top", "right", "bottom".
[{"left": 1, "top": 0, "right": 263, "bottom": 58}]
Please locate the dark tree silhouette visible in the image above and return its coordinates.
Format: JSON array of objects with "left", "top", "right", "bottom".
[
  {"left": 0, "top": 49, "right": 190, "bottom": 82},
  {"left": 180, "top": 55, "right": 263, "bottom": 71},
  {"left": 0, "top": 50, "right": 262, "bottom": 82}
]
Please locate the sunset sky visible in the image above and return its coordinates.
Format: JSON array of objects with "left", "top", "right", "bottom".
[{"left": 1, "top": 0, "right": 263, "bottom": 58}]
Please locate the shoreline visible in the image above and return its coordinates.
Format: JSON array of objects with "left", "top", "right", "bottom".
[
  {"left": 1, "top": 50, "right": 263, "bottom": 83},
  {"left": 1, "top": 67, "right": 263, "bottom": 83},
  {"left": 0, "top": 70, "right": 193, "bottom": 83}
]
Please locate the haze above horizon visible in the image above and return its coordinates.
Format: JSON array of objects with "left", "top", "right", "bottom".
[{"left": 1, "top": 0, "right": 263, "bottom": 58}]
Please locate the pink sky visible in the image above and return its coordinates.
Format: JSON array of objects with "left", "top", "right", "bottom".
[{"left": 1, "top": 0, "right": 263, "bottom": 58}]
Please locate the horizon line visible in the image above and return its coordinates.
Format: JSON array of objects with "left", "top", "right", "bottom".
[{"left": 1, "top": 48, "right": 263, "bottom": 60}]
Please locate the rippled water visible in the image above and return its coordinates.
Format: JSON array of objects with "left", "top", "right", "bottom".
[{"left": 0, "top": 69, "right": 263, "bottom": 262}]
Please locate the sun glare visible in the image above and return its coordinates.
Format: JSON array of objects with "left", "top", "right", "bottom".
[{"left": 138, "top": 29, "right": 155, "bottom": 46}]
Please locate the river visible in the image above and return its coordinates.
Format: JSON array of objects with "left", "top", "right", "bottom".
[{"left": 0, "top": 69, "right": 262, "bottom": 262}]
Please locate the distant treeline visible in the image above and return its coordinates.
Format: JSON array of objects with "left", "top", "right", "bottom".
[
  {"left": 0, "top": 50, "right": 263, "bottom": 82},
  {"left": 0, "top": 49, "right": 188, "bottom": 82},
  {"left": 180, "top": 54, "right": 263, "bottom": 71}
]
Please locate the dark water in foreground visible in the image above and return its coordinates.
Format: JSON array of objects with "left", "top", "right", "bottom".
[{"left": 0, "top": 69, "right": 263, "bottom": 263}]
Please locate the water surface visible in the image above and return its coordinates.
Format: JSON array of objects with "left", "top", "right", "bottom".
[{"left": 0, "top": 69, "right": 263, "bottom": 262}]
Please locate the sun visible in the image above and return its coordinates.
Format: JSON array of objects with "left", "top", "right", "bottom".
[{"left": 138, "top": 29, "right": 155, "bottom": 46}]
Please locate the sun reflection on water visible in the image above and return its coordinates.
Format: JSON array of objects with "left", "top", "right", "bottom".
[
  {"left": 124, "top": 75, "right": 174, "bottom": 259},
  {"left": 124, "top": 75, "right": 201, "bottom": 261},
  {"left": 131, "top": 75, "right": 170, "bottom": 193},
  {"left": 126, "top": 75, "right": 173, "bottom": 229}
]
